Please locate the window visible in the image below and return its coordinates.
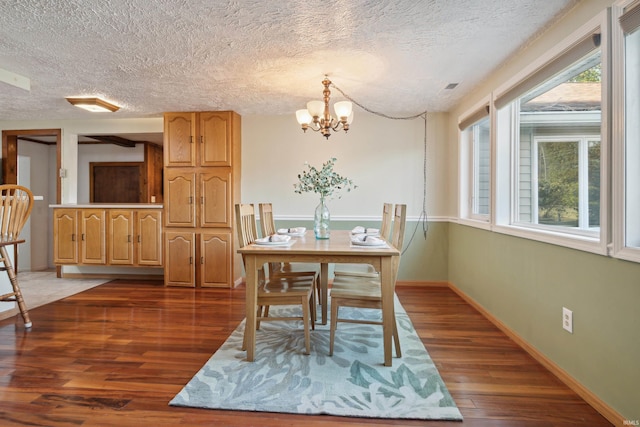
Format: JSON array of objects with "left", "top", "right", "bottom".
[
  {"left": 494, "top": 14, "right": 608, "bottom": 252},
  {"left": 530, "top": 136, "right": 600, "bottom": 231},
  {"left": 472, "top": 118, "right": 491, "bottom": 216},
  {"left": 459, "top": 102, "right": 490, "bottom": 223},
  {"left": 614, "top": 0, "right": 640, "bottom": 260}
]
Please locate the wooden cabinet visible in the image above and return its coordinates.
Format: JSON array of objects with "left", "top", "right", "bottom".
[
  {"left": 164, "top": 170, "right": 196, "bottom": 227},
  {"left": 164, "top": 111, "right": 232, "bottom": 168},
  {"left": 164, "top": 231, "right": 195, "bottom": 287},
  {"left": 164, "top": 169, "right": 232, "bottom": 228},
  {"left": 108, "top": 210, "right": 134, "bottom": 265},
  {"left": 136, "top": 210, "right": 163, "bottom": 266},
  {"left": 163, "top": 111, "right": 241, "bottom": 288},
  {"left": 54, "top": 208, "right": 162, "bottom": 268},
  {"left": 108, "top": 209, "right": 163, "bottom": 266},
  {"left": 164, "top": 231, "right": 232, "bottom": 288},
  {"left": 80, "top": 209, "right": 106, "bottom": 265},
  {"left": 200, "top": 232, "right": 232, "bottom": 287},
  {"left": 199, "top": 169, "right": 232, "bottom": 227},
  {"left": 53, "top": 209, "right": 78, "bottom": 264}
]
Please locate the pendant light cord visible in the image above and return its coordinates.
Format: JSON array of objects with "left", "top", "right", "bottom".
[{"left": 330, "top": 83, "right": 430, "bottom": 251}]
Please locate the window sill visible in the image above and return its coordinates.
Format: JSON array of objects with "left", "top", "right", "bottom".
[{"left": 490, "top": 223, "right": 607, "bottom": 255}]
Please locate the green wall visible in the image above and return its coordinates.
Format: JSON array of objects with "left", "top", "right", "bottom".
[{"left": 448, "top": 223, "right": 640, "bottom": 421}]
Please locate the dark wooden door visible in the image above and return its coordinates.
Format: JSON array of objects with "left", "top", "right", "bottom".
[{"left": 90, "top": 162, "right": 143, "bottom": 203}]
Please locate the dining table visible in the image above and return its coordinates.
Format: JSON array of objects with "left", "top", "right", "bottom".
[{"left": 238, "top": 229, "right": 401, "bottom": 366}]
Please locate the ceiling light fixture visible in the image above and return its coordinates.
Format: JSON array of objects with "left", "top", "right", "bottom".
[
  {"left": 295, "top": 76, "right": 353, "bottom": 139},
  {"left": 66, "top": 97, "right": 120, "bottom": 113}
]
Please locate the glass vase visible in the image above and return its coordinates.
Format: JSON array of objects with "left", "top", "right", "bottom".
[{"left": 314, "top": 197, "right": 330, "bottom": 239}]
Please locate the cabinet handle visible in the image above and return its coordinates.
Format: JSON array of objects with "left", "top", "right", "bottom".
[
  {"left": 190, "top": 135, "right": 193, "bottom": 144},
  {"left": 200, "top": 256, "right": 204, "bottom": 264},
  {"left": 200, "top": 135, "right": 204, "bottom": 144},
  {"left": 81, "top": 233, "right": 85, "bottom": 241},
  {"left": 189, "top": 256, "right": 193, "bottom": 265},
  {"left": 128, "top": 235, "right": 131, "bottom": 243},
  {"left": 200, "top": 196, "right": 204, "bottom": 204},
  {"left": 137, "top": 235, "right": 141, "bottom": 243},
  {"left": 188, "top": 196, "right": 193, "bottom": 204},
  {"left": 72, "top": 233, "right": 76, "bottom": 242}
]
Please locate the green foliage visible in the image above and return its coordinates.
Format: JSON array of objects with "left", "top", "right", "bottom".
[
  {"left": 568, "top": 64, "right": 601, "bottom": 82},
  {"left": 294, "top": 157, "right": 356, "bottom": 199},
  {"left": 538, "top": 141, "right": 579, "bottom": 224}
]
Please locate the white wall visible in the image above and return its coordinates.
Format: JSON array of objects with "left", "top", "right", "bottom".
[
  {"left": 0, "top": 118, "right": 163, "bottom": 203},
  {"left": 77, "top": 144, "right": 145, "bottom": 203},
  {"left": 241, "top": 112, "right": 450, "bottom": 220}
]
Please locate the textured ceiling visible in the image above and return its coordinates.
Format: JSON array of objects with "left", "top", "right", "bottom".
[{"left": 0, "top": 0, "right": 579, "bottom": 122}]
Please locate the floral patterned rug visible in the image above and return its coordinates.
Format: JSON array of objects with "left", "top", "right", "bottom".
[{"left": 169, "top": 297, "right": 462, "bottom": 421}]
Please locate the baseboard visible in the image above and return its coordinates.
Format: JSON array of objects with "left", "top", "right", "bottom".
[
  {"left": 396, "top": 280, "right": 448, "bottom": 287},
  {"left": 59, "top": 273, "right": 164, "bottom": 281},
  {"left": 447, "top": 281, "right": 625, "bottom": 427},
  {"left": 0, "top": 307, "right": 19, "bottom": 322}
]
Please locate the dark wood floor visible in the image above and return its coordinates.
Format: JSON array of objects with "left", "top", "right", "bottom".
[{"left": 0, "top": 281, "right": 611, "bottom": 427}]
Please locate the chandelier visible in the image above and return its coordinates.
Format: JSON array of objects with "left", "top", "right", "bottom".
[{"left": 295, "top": 76, "right": 353, "bottom": 139}]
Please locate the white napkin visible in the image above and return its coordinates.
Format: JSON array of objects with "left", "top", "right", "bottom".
[
  {"left": 255, "top": 234, "right": 291, "bottom": 244},
  {"left": 351, "top": 234, "right": 386, "bottom": 246},
  {"left": 277, "top": 227, "right": 306, "bottom": 235},
  {"left": 351, "top": 226, "right": 380, "bottom": 235}
]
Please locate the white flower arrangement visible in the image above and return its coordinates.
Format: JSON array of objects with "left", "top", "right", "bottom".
[{"left": 293, "top": 157, "right": 356, "bottom": 199}]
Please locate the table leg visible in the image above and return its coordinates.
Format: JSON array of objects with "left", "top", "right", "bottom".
[
  {"left": 321, "top": 262, "right": 329, "bottom": 325},
  {"left": 244, "top": 256, "right": 258, "bottom": 362},
  {"left": 380, "top": 256, "right": 395, "bottom": 367}
]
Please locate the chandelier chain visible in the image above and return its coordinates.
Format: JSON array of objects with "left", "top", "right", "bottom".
[
  {"left": 330, "top": 83, "right": 428, "bottom": 120},
  {"left": 329, "top": 82, "right": 430, "bottom": 243}
]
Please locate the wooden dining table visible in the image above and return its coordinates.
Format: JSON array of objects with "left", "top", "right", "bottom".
[{"left": 238, "top": 229, "right": 401, "bottom": 366}]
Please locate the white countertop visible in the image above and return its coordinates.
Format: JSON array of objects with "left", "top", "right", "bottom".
[{"left": 49, "top": 204, "right": 163, "bottom": 209}]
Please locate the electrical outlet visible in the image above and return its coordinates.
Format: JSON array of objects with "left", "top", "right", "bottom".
[{"left": 563, "top": 307, "right": 573, "bottom": 333}]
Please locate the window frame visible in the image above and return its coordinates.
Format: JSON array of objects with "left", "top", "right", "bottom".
[
  {"left": 458, "top": 97, "right": 492, "bottom": 229},
  {"left": 491, "top": 10, "right": 610, "bottom": 256},
  {"left": 521, "top": 135, "right": 601, "bottom": 234},
  {"left": 612, "top": 0, "right": 640, "bottom": 262}
]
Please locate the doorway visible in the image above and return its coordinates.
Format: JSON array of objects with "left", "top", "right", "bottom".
[{"left": 2, "top": 129, "right": 61, "bottom": 272}]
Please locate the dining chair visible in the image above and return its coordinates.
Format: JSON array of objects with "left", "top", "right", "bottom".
[
  {"left": 333, "top": 202, "right": 393, "bottom": 278},
  {"left": 0, "top": 185, "right": 35, "bottom": 328},
  {"left": 329, "top": 203, "right": 407, "bottom": 358},
  {"left": 236, "top": 203, "right": 316, "bottom": 355},
  {"left": 258, "top": 202, "right": 321, "bottom": 299}
]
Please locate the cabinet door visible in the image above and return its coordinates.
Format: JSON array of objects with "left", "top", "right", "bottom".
[
  {"left": 199, "top": 169, "right": 232, "bottom": 228},
  {"left": 108, "top": 210, "right": 134, "bottom": 265},
  {"left": 53, "top": 209, "right": 78, "bottom": 264},
  {"left": 164, "top": 170, "right": 196, "bottom": 227},
  {"left": 136, "top": 210, "right": 163, "bottom": 266},
  {"left": 164, "top": 112, "right": 196, "bottom": 167},
  {"left": 200, "top": 232, "right": 231, "bottom": 287},
  {"left": 199, "top": 111, "right": 232, "bottom": 167},
  {"left": 80, "top": 209, "right": 106, "bottom": 264},
  {"left": 165, "top": 231, "right": 195, "bottom": 287}
]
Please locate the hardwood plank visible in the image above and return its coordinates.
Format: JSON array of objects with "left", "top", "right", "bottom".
[{"left": 0, "top": 281, "right": 612, "bottom": 426}]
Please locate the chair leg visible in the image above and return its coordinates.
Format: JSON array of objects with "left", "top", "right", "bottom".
[
  {"left": 302, "top": 296, "right": 311, "bottom": 355},
  {"left": 329, "top": 301, "right": 339, "bottom": 356},
  {"left": 392, "top": 319, "right": 401, "bottom": 358},
  {"left": 309, "top": 288, "right": 316, "bottom": 330},
  {"left": 0, "top": 246, "right": 31, "bottom": 328}
]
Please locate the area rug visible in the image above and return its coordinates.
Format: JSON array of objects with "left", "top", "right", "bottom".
[{"left": 170, "top": 297, "right": 463, "bottom": 421}]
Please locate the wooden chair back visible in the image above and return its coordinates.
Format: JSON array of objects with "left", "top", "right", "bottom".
[
  {"left": 0, "top": 185, "right": 34, "bottom": 242},
  {"left": 258, "top": 203, "right": 276, "bottom": 237},
  {"left": 380, "top": 203, "right": 393, "bottom": 241},
  {"left": 235, "top": 203, "right": 258, "bottom": 249},
  {"left": 390, "top": 204, "right": 407, "bottom": 251}
]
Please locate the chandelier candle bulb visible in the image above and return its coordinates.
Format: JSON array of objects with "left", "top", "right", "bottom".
[{"left": 295, "top": 76, "right": 354, "bottom": 139}]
